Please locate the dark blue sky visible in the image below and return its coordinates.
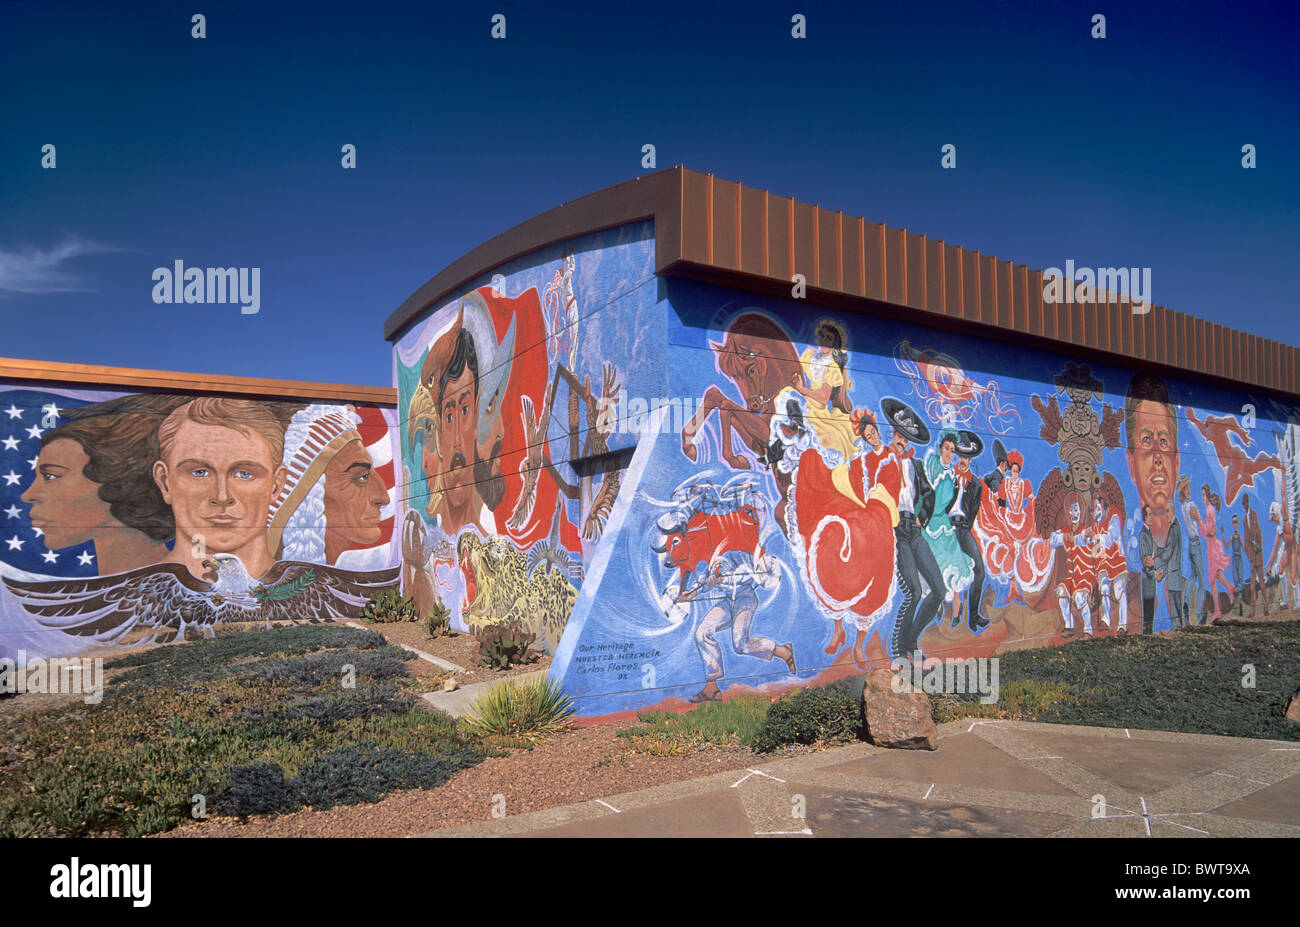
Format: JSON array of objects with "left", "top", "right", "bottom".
[{"left": 1, "top": 0, "right": 1296, "bottom": 388}]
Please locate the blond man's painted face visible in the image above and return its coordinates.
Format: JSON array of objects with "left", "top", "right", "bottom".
[{"left": 153, "top": 420, "right": 285, "bottom": 554}]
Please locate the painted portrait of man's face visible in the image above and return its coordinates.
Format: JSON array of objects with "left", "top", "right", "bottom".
[
  {"left": 155, "top": 419, "right": 283, "bottom": 554},
  {"left": 21, "top": 438, "right": 112, "bottom": 550},
  {"left": 1127, "top": 398, "right": 1179, "bottom": 524},
  {"left": 323, "top": 438, "right": 388, "bottom": 557},
  {"left": 153, "top": 399, "right": 287, "bottom": 578},
  {"left": 436, "top": 361, "right": 478, "bottom": 514}
]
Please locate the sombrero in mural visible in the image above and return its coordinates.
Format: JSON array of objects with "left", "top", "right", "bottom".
[
  {"left": 880, "top": 397, "right": 930, "bottom": 444},
  {"left": 955, "top": 429, "right": 984, "bottom": 459}
]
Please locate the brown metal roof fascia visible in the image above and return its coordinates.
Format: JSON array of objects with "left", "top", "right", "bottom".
[
  {"left": 906, "top": 232, "right": 928, "bottom": 311},
  {"left": 793, "top": 201, "right": 819, "bottom": 288},
  {"left": 979, "top": 254, "right": 997, "bottom": 326},
  {"left": 820, "top": 210, "right": 843, "bottom": 291},
  {"left": 711, "top": 177, "right": 741, "bottom": 271},
  {"left": 842, "top": 215, "right": 865, "bottom": 298},
  {"left": 739, "top": 185, "right": 767, "bottom": 277},
  {"left": 0, "top": 357, "right": 395, "bottom": 405},
  {"left": 768, "top": 192, "right": 794, "bottom": 282},
  {"left": 961, "top": 250, "right": 981, "bottom": 322},
  {"left": 995, "top": 260, "right": 1012, "bottom": 330},
  {"left": 1027, "top": 268, "right": 1044, "bottom": 337},
  {"left": 944, "top": 242, "right": 962, "bottom": 319},
  {"left": 884, "top": 227, "right": 906, "bottom": 305},
  {"left": 385, "top": 166, "right": 1299, "bottom": 400}
]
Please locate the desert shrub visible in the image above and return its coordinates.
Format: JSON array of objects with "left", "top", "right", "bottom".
[
  {"left": 247, "top": 647, "right": 414, "bottom": 687},
  {"left": 212, "top": 745, "right": 482, "bottom": 817},
  {"left": 460, "top": 675, "right": 574, "bottom": 743},
  {"left": 237, "top": 684, "right": 412, "bottom": 725},
  {"left": 359, "top": 587, "right": 420, "bottom": 623},
  {"left": 752, "top": 685, "right": 862, "bottom": 753},
  {"left": 475, "top": 620, "right": 538, "bottom": 670},
  {"left": 425, "top": 602, "right": 452, "bottom": 637},
  {"left": 0, "top": 627, "right": 486, "bottom": 837},
  {"left": 107, "top": 625, "right": 390, "bottom": 691}
]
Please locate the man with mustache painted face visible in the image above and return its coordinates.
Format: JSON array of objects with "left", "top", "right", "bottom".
[{"left": 412, "top": 295, "right": 515, "bottom": 536}]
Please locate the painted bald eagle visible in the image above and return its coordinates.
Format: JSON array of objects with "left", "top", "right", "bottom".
[{"left": 3, "top": 556, "right": 399, "bottom": 646}]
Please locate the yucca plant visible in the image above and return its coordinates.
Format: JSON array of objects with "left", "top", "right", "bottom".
[{"left": 460, "top": 675, "right": 575, "bottom": 744}]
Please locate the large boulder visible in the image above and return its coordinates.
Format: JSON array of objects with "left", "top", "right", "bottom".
[
  {"left": 862, "top": 668, "right": 938, "bottom": 750},
  {"left": 1285, "top": 687, "right": 1300, "bottom": 724}
]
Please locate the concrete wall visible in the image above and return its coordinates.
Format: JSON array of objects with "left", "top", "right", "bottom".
[
  {"left": 0, "top": 386, "right": 399, "bottom": 660},
  {"left": 551, "top": 276, "right": 1300, "bottom": 717},
  {"left": 392, "top": 221, "right": 662, "bottom": 652}
]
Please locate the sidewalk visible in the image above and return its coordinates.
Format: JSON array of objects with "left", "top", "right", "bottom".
[{"left": 416, "top": 719, "right": 1300, "bottom": 838}]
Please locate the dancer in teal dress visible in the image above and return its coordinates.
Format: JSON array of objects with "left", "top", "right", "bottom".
[{"left": 924, "top": 432, "right": 975, "bottom": 627}]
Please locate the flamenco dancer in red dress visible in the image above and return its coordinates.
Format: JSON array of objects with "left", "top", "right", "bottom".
[
  {"left": 780, "top": 400, "right": 909, "bottom": 670},
  {"left": 974, "top": 449, "right": 1054, "bottom": 604}
]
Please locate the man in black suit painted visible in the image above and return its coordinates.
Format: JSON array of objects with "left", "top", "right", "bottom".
[
  {"left": 883, "top": 397, "right": 943, "bottom": 659},
  {"left": 950, "top": 429, "right": 991, "bottom": 632}
]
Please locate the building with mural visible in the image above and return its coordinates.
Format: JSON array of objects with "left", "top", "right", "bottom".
[
  {"left": 5, "top": 167, "right": 1299, "bottom": 721},
  {"left": 0, "top": 360, "right": 400, "bottom": 658}
]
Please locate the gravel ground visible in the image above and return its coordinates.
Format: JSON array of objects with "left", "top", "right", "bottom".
[{"left": 158, "top": 724, "right": 765, "bottom": 838}]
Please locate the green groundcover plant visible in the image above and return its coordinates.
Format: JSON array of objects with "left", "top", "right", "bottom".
[{"left": 0, "top": 626, "right": 486, "bottom": 837}]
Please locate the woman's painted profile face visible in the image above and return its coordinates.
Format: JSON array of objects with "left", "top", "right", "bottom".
[{"left": 20, "top": 438, "right": 114, "bottom": 550}]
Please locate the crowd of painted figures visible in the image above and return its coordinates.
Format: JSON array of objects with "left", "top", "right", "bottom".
[{"left": 676, "top": 313, "right": 1299, "bottom": 672}]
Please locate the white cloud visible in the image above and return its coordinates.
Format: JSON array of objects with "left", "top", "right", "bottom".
[{"left": 0, "top": 236, "right": 120, "bottom": 295}]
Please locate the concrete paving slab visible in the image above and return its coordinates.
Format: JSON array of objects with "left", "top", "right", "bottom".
[
  {"left": 789, "top": 783, "right": 1074, "bottom": 837},
  {"left": 522, "top": 789, "right": 753, "bottom": 838},
  {"left": 1210, "top": 773, "right": 1300, "bottom": 826},
  {"left": 418, "top": 721, "right": 1300, "bottom": 838},
  {"left": 821, "top": 732, "right": 1076, "bottom": 795},
  {"left": 1016, "top": 729, "right": 1265, "bottom": 794}
]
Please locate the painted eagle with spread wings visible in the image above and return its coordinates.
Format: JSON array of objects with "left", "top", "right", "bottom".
[{"left": 3, "top": 555, "right": 398, "bottom": 646}]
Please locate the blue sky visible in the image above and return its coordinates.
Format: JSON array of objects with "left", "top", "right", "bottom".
[{"left": 1, "top": 0, "right": 1296, "bottom": 388}]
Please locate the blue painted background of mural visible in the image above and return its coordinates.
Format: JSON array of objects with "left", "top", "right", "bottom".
[
  {"left": 393, "top": 222, "right": 664, "bottom": 650},
  {"left": 552, "top": 277, "right": 1300, "bottom": 717}
]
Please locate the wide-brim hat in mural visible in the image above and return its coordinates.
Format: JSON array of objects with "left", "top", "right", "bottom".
[
  {"left": 880, "top": 397, "right": 930, "bottom": 444},
  {"left": 992, "top": 439, "right": 1007, "bottom": 466},
  {"left": 955, "top": 429, "right": 984, "bottom": 459}
]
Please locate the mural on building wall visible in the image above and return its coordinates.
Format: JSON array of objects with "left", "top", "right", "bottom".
[
  {"left": 0, "top": 390, "right": 400, "bottom": 659},
  {"left": 552, "top": 278, "right": 1300, "bottom": 717},
  {"left": 393, "top": 222, "right": 660, "bottom": 652}
]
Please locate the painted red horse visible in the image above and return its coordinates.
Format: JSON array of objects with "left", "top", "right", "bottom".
[{"left": 680, "top": 313, "right": 803, "bottom": 531}]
